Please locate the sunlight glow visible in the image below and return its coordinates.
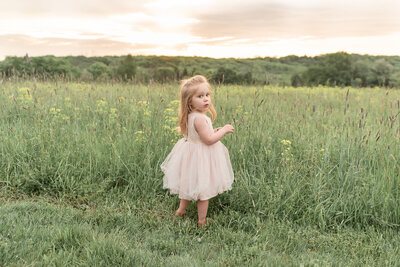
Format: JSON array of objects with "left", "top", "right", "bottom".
[{"left": 0, "top": 0, "right": 399, "bottom": 59}]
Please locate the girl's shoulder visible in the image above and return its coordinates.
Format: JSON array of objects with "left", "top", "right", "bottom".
[
  {"left": 190, "top": 112, "right": 209, "bottom": 121},
  {"left": 190, "top": 112, "right": 208, "bottom": 117},
  {"left": 190, "top": 113, "right": 212, "bottom": 130}
]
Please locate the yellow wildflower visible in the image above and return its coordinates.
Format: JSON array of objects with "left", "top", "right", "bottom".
[{"left": 280, "top": 139, "right": 292, "bottom": 145}]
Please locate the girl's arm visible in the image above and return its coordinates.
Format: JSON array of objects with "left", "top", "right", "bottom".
[
  {"left": 213, "top": 127, "right": 222, "bottom": 133},
  {"left": 194, "top": 116, "right": 234, "bottom": 145}
]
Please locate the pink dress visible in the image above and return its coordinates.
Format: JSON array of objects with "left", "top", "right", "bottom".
[{"left": 161, "top": 112, "right": 234, "bottom": 201}]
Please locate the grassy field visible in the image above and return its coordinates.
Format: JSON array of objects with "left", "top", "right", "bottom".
[{"left": 0, "top": 80, "right": 399, "bottom": 266}]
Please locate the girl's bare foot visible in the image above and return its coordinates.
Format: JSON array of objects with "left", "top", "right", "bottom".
[
  {"left": 174, "top": 210, "right": 186, "bottom": 217},
  {"left": 197, "top": 219, "right": 206, "bottom": 227},
  {"left": 175, "top": 199, "right": 189, "bottom": 217},
  {"left": 198, "top": 218, "right": 213, "bottom": 228}
]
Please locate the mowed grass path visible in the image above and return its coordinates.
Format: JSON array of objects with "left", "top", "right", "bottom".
[{"left": 0, "top": 81, "right": 399, "bottom": 265}]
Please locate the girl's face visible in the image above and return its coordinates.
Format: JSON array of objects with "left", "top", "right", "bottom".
[{"left": 190, "top": 83, "right": 211, "bottom": 114}]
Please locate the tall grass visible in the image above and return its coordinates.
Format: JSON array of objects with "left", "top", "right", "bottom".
[
  {"left": 1, "top": 81, "right": 399, "bottom": 229},
  {"left": 1, "top": 81, "right": 400, "bottom": 265}
]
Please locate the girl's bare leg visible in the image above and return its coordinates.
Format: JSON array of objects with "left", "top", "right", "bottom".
[
  {"left": 176, "top": 199, "right": 190, "bottom": 214},
  {"left": 197, "top": 199, "right": 209, "bottom": 223}
]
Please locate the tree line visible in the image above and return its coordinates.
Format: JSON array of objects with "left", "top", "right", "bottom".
[
  {"left": 291, "top": 52, "right": 398, "bottom": 88},
  {"left": 0, "top": 54, "right": 137, "bottom": 82},
  {"left": 1, "top": 52, "right": 399, "bottom": 88}
]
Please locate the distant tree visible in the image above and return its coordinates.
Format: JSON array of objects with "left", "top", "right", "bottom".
[
  {"left": 172, "top": 65, "right": 180, "bottom": 80},
  {"left": 31, "top": 56, "right": 79, "bottom": 78},
  {"left": 301, "top": 66, "right": 327, "bottom": 86},
  {"left": 279, "top": 55, "right": 299, "bottom": 64},
  {"left": 88, "top": 62, "right": 109, "bottom": 80},
  {"left": 323, "top": 52, "right": 352, "bottom": 86},
  {"left": 352, "top": 60, "right": 371, "bottom": 87},
  {"left": 351, "top": 78, "right": 362, "bottom": 88},
  {"left": 80, "top": 69, "right": 93, "bottom": 81},
  {"left": 154, "top": 67, "right": 175, "bottom": 82},
  {"left": 240, "top": 71, "right": 254, "bottom": 84},
  {"left": 1, "top": 53, "right": 400, "bottom": 87},
  {"left": 300, "top": 52, "right": 352, "bottom": 87},
  {"left": 211, "top": 67, "right": 240, "bottom": 84},
  {"left": 291, "top": 73, "right": 303, "bottom": 87},
  {"left": 371, "top": 59, "right": 393, "bottom": 87},
  {"left": 135, "top": 67, "right": 152, "bottom": 83},
  {"left": 389, "top": 71, "right": 400, "bottom": 88},
  {"left": 182, "top": 67, "right": 188, "bottom": 78},
  {"left": 117, "top": 54, "right": 137, "bottom": 81},
  {"left": 0, "top": 56, "right": 32, "bottom": 76}
]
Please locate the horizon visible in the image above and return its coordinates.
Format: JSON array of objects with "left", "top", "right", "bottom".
[
  {"left": 1, "top": 0, "right": 399, "bottom": 60},
  {"left": 2, "top": 51, "right": 400, "bottom": 62}
]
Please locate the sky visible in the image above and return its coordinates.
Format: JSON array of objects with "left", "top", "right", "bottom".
[{"left": 0, "top": 0, "right": 399, "bottom": 60}]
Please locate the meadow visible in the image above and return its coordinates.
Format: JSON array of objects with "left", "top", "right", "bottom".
[{"left": 0, "top": 80, "right": 399, "bottom": 266}]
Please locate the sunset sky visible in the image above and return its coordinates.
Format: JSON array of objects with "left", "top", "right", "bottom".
[{"left": 0, "top": 0, "right": 399, "bottom": 60}]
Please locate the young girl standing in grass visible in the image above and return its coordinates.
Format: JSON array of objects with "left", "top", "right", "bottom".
[{"left": 161, "top": 75, "right": 235, "bottom": 227}]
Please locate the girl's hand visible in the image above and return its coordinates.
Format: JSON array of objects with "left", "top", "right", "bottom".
[
  {"left": 194, "top": 116, "right": 233, "bottom": 145},
  {"left": 222, "top": 124, "right": 234, "bottom": 134},
  {"left": 213, "top": 127, "right": 223, "bottom": 133}
]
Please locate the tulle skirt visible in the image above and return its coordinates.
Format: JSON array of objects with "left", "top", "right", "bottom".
[{"left": 161, "top": 138, "right": 234, "bottom": 201}]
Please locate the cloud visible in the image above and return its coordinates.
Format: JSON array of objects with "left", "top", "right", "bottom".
[
  {"left": 0, "top": 0, "right": 399, "bottom": 58},
  {"left": 0, "top": 34, "right": 136, "bottom": 59},
  {"left": 0, "top": 34, "right": 238, "bottom": 60},
  {"left": 189, "top": 0, "right": 400, "bottom": 39},
  {"left": 0, "top": 0, "right": 148, "bottom": 18}
]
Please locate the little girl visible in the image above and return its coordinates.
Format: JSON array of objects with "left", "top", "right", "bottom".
[{"left": 161, "top": 75, "right": 235, "bottom": 227}]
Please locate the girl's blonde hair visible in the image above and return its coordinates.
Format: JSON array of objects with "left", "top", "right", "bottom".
[{"left": 178, "top": 75, "right": 217, "bottom": 135}]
